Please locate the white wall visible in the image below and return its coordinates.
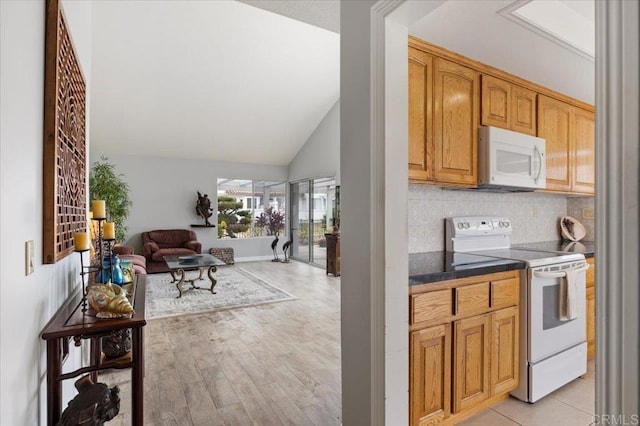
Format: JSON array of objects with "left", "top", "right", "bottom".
[
  {"left": 340, "top": 1, "right": 378, "bottom": 423},
  {"left": 409, "top": 185, "right": 568, "bottom": 252},
  {"left": 88, "top": 152, "right": 288, "bottom": 260},
  {"left": 0, "top": 1, "right": 92, "bottom": 424},
  {"left": 288, "top": 100, "right": 340, "bottom": 183}
]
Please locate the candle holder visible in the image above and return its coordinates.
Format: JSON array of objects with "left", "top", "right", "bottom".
[
  {"left": 91, "top": 216, "right": 106, "bottom": 282},
  {"left": 75, "top": 249, "right": 90, "bottom": 311},
  {"left": 104, "top": 238, "right": 116, "bottom": 284}
]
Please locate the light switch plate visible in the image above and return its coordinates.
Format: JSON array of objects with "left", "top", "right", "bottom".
[{"left": 25, "top": 240, "right": 34, "bottom": 275}]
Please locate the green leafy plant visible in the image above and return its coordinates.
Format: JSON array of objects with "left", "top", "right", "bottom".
[
  {"left": 217, "top": 195, "right": 251, "bottom": 237},
  {"left": 89, "top": 156, "right": 132, "bottom": 242}
]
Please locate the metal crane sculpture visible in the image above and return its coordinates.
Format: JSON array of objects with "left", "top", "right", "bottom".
[
  {"left": 282, "top": 237, "right": 293, "bottom": 263},
  {"left": 270, "top": 233, "right": 280, "bottom": 262}
]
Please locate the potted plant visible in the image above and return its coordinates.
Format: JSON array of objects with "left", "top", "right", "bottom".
[{"left": 89, "top": 156, "right": 132, "bottom": 243}]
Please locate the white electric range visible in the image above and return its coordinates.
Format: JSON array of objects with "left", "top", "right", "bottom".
[{"left": 446, "top": 216, "right": 589, "bottom": 403}]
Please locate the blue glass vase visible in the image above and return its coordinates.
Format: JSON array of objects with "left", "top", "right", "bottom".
[{"left": 100, "top": 254, "right": 124, "bottom": 285}]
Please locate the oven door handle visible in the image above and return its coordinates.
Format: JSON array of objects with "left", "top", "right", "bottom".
[{"left": 533, "top": 264, "right": 590, "bottom": 279}]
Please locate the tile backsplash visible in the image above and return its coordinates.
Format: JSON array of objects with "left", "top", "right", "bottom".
[
  {"left": 409, "top": 185, "right": 569, "bottom": 253},
  {"left": 567, "top": 197, "right": 595, "bottom": 241}
]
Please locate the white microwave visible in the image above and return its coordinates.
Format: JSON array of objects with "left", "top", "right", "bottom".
[{"left": 478, "top": 126, "right": 546, "bottom": 191}]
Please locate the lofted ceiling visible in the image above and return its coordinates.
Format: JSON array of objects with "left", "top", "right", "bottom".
[
  {"left": 409, "top": 0, "right": 595, "bottom": 104},
  {"left": 89, "top": 0, "right": 594, "bottom": 166},
  {"left": 90, "top": 0, "right": 340, "bottom": 166}
]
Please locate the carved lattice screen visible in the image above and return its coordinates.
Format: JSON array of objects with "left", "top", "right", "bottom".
[{"left": 43, "top": 0, "right": 87, "bottom": 264}]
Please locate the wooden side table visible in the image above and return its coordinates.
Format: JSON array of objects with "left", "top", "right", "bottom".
[
  {"left": 41, "top": 275, "right": 147, "bottom": 425},
  {"left": 325, "top": 233, "right": 341, "bottom": 276}
]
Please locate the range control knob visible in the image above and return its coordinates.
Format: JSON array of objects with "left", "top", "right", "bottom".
[{"left": 464, "top": 222, "right": 470, "bottom": 229}]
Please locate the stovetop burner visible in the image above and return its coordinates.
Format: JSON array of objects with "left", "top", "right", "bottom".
[{"left": 468, "top": 248, "right": 585, "bottom": 268}]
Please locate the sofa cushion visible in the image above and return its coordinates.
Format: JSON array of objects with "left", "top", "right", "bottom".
[
  {"left": 151, "top": 248, "right": 197, "bottom": 262},
  {"left": 146, "top": 230, "right": 197, "bottom": 249}
]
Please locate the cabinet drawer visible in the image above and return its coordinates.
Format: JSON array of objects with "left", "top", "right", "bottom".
[
  {"left": 411, "top": 290, "right": 452, "bottom": 324},
  {"left": 491, "top": 278, "right": 520, "bottom": 309},
  {"left": 454, "top": 283, "right": 490, "bottom": 316}
]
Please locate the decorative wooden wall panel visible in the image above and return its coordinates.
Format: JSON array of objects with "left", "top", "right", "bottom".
[{"left": 43, "top": 0, "right": 87, "bottom": 264}]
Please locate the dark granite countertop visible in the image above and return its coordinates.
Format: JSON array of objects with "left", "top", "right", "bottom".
[
  {"left": 512, "top": 241, "right": 595, "bottom": 258},
  {"left": 409, "top": 251, "right": 526, "bottom": 286}
]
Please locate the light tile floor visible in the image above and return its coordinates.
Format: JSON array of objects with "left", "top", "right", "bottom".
[{"left": 459, "top": 360, "right": 596, "bottom": 426}]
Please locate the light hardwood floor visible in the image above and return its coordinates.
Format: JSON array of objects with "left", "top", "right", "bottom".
[{"left": 101, "top": 261, "right": 341, "bottom": 426}]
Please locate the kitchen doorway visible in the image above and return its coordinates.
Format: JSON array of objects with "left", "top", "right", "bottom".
[{"left": 289, "top": 177, "right": 338, "bottom": 267}]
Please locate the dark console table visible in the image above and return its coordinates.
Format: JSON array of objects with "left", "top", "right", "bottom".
[
  {"left": 41, "top": 275, "right": 147, "bottom": 425},
  {"left": 325, "top": 233, "right": 341, "bottom": 276}
]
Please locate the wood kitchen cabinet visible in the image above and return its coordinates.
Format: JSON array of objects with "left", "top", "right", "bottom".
[
  {"left": 537, "top": 94, "right": 595, "bottom": 195},
  {"left": 481, "top": 74, "right": 537, "bottom": 136},
  {"left": 433, "top": 58, "right": 479, "bottom": 186},
  {"left": 410, "top": 270, "right": 520, "bottom": 425},
  {"left": 410, "top": 324, "right": 451, "bottom": 425},
  {"left": 573, "top": 108, "right": 596, "bottom": 194},
  {"left": 453, "top": 314, "right": 491, "bottom": 412},
  {"left": 586, "top": 257, "right": 595, "bottom": 360},
  {"left": 408, "top": 47, "right": 433, "bottom": 182},
  {"left": 408, "top": 36, "right": 595, "bottom": 195},
  {"left": 491, "top": 306, "right": 519, "bottom": 395}
]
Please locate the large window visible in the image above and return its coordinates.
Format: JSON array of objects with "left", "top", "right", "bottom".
[{"left": 217, "top": 178, "right": 286, "bottom": 239}]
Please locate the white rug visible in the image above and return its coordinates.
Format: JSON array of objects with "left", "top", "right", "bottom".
[{"left": 145, "top": 266, "right": 296, "bottom": 320}]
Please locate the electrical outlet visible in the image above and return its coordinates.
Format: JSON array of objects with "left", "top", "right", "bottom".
[
  {"left": 25, "top": 240, "right": 34, "bottom": 275},
  {"left": 582, "top": 207, "right": 595, "bottom": 219}
]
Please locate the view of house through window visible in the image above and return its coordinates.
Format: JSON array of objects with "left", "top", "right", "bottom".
[{"left": 217, "top": 178, "right": 286, "bottom": 239}]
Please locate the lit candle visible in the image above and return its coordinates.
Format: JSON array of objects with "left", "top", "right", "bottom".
[
  {"left": 92, "top": 200, "right": 106, "bottom": 219},
  {"left": 74, "top": 232, "right": 90, "bottom": 251},
  {"left": 103, "top": 222, "right": 116, "bottom": 240}
]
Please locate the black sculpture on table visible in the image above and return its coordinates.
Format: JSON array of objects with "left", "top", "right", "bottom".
[
  {"left": 271, "top": 233, "right": 280, "bottom": 262},
  {"left": 58, "top": 375, "right": 120, "bottom": 426},
  {"left": 282, "top": 237, "right": 293, "bottom": 263},
  {"left": 195, "top": 191, "right": 213, "bottom": 226}
]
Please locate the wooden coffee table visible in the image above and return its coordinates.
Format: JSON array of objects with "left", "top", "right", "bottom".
[{"left": 163, "top": 254, "right": 226, "bottom": 298}]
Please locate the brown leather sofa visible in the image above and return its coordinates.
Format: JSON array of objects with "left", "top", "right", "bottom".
[
  {"left": 112, "top": 246, "right": 147, "bottom": 276},
  {"left": 142, "top": 229, "right": 202, "bottom": 273}
]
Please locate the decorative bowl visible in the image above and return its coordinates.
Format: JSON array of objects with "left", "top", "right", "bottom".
[{"left": 560, "top": 216, "right": 587, "bottom": 242}]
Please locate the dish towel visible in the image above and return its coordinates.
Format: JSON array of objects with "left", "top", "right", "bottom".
[{"left": 559, "top": 269, "right": 579, "bottom": 321}]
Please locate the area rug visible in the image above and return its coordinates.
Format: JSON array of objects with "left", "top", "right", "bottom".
[{"left": 145, "top": 266, "right": 296, "bottom": 320}]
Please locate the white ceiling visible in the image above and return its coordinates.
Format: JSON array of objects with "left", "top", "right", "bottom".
[
  {"left": 89, "top": 0, "right": 595, "bottom": 167},
  {"left": 90, "top": 0, "right": 340, "bottom": 166},
  {"left": 409, "top": 0, "right": 595, "bottom": 105}
]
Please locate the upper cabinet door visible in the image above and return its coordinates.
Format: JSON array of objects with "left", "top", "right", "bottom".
[
  {"left": 538, "top": 95, "right": 573, "bottom": 192},
  {"left": 408, "top": 47, "right": 433, "bottom": 182},
  {"left": 481, "top": 75, "right": 510, "bottom": 129},
  {"left": 433, "top": 58, "right": 479, "bottom": 186},
  {"left": 573, "top": 108, "right": 595, "bottom": 194},
  {"left": 511, "top": 85, "right": 537, "bottom": 136}
]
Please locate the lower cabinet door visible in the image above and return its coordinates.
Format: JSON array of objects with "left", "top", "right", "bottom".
[
  {"left": 410, "top": 324, "right": 451, "bottom": 425},
  {"left": 453, "top": 313, "right": 491, "bottom": 413},
  {"left": 586, "top": 285, "right": 595, "bottom": 359},
  {"left": 491, "top": 306, "right": 520, "bottom": 395}
]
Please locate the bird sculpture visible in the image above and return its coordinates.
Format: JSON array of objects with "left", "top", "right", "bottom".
[
  {"left": 282, "top": 237, "right": 293, "bottom": 263},
  {"left": 271, "top": 233, "right": 280, "bottom": 262}
]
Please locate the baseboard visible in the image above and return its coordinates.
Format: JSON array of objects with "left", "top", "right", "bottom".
[{"left": 235, "top": 255, "right": 278, "bottom": 263}]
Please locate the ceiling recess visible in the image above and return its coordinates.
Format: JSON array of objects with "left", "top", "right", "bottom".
[{"left": 499, "top": 0, "right": 594, "bottom": 61}]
